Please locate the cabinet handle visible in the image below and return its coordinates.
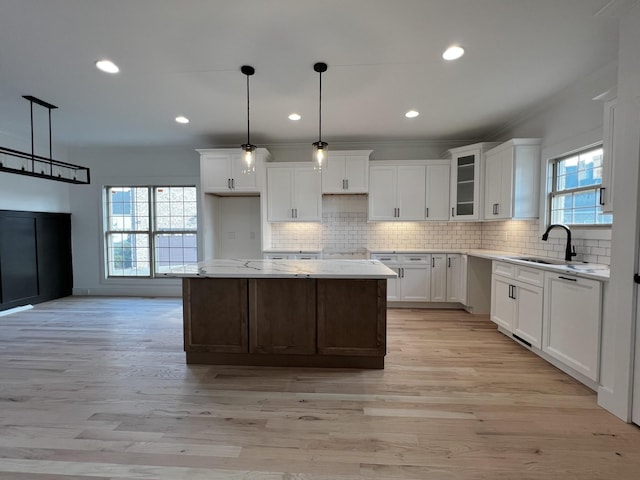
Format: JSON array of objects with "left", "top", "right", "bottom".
[
  {"left": 558, "top": 275, "right": 577, "bottom": 282},
  {"left": 227, "top": 178, "right": 231, "bottom": 189},
  {"left": 425, "top": 207, "right": 429, "bottom": 218},
  {"left": 599, "top": 187, "right": 606, "bottom": 206},
  {"left": 511, "top": 285, "right": 516, "bottom": 299},
  {"left": 346, "top": 179, "right": 349, "bottom": 190},
  {"left": 508, "top": 285, "right": 512, "bottom": 298},
  {"left": 401, "top": 268, "right": 405, "bottom": 278},
  {"left": 452, "top": 207, "right": 455, "bottom": 217},
  {"left": 397, "top": 207, "right": 400, "bottom": 218},
  {"left": 432, "top": 258, "right": 435, "bottom": 267},
  {"left": 409, "top": 257, "right": 421, "bottom": 261},
  {"left": 231, "top": 178, "right": 235, "bottom": 189},
  {"left": 342, "top": 179, "right": 346, "bottom": 189},
  {"left": 448, "top": 258, "right": 451, "bottom": 268},
  {"left": 380, "top": 257, "right": 391, "bottom": 261}
]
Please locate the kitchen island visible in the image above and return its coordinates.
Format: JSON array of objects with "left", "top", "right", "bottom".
[{"left": 163, "top": 259, "right": 397, "bottom": 368}]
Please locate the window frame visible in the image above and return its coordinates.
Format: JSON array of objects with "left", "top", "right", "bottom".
[
  {"left": 547, "top": 144, "right": 612, "bottom": 228},
  {"left": 104, "top": 185, "right": 198, "bottom": 279}
]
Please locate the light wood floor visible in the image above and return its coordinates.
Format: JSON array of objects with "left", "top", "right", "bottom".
[{"left": 1, "top": 297, "right": 639, "bottom": 479}]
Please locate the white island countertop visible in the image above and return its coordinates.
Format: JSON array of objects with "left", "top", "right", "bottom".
[{"left": 160, "top": 259, "right": 397, "bottom": 279}]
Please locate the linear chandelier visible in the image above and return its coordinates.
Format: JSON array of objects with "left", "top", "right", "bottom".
[{"left": 0, "top": 96, "right": 90, "bottom": 184}]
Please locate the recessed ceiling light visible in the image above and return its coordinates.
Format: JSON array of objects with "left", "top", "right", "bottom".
[
  {"left": 405, "top": 110, "right": 419, "bottom": 118},
  {"left": 288, "top": 113, "right": 301, "bottom": 121},
  {"left": 175, "top": 116, "right": 189, "bottom": 124},
  {"left": 95, "top": 59, "right": 120, "bottom": 74},
  {"left": 442, "top": 46, "right": 465, "bottom": 61}
]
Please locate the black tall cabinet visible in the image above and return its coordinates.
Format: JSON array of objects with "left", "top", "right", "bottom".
[{"left": 0, "top": 210, "right": 72, "bottom": 311}]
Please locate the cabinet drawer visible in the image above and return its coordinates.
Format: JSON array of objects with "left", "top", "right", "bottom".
[
  {"left": 492, "top": 261, "right": 514, "bottom": 278},
  {"left": 515, "top": 265, "right": 544, "bottom": 287},
  {"left": 398, "top": 254, "right": 430, "bottom": 264},
  {"left": 370, "top": 254, "right": 398, "bottom": 264}
]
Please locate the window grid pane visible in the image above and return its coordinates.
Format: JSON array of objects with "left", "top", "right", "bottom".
[
  {"left": 107, "top": 233, "right": 151, "bottom": 277},
  {"left": 155, "top": 233, "right": 198, "bottom": 273}
]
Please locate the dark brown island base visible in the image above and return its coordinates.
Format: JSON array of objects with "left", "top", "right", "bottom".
[{"left": 165, "top": 259, "right": 397, "bottom": 369}]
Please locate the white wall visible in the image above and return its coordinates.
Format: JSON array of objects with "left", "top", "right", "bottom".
[
  {"left": 0, "top": 132, "right": 70, "bottom": 212},
  {"left": 68, "top": 146, "right": 199, "bottom": 296}
]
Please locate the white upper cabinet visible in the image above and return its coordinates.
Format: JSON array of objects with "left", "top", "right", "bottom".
[
  {"left": 321, "top": 150, "right": 371, "bottom": 194},
  {"left": 198, "top": 148, "right": 269, "bottom": 194},
  {"left": 266, "top": 163, "right": 322, "bottom": 222},
  {"left": 448, "top": 143, "right": 498, "bottom": 221},
  {"left": 425, "top": 163, "right": 450, "bottom": 220},
  {"left": 483, "top": 138, "right": 541, "bottom": 221},
  {"left": 368, "top": 164, "right": 425, "bottom": 221},
  {"left": 368, "top": 160, "right": 450, "bottom": 221},
  {"left": 601, "top": 98, "right": 616, "bottom": 213}
]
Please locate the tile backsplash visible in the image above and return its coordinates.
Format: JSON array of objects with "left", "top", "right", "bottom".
[{"left": 268, "top": 196, "right": 611, "bottom": 265}]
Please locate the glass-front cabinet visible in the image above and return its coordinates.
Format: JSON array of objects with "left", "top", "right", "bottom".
[{"left": 448, "top": 143, "right": 498, "bottom": 221}]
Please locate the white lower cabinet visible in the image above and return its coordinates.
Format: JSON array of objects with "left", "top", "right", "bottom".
[
  {"left": 490, "top": 261, "right": 603, "bottom": 386},
  {"left": 491, "top": 261, "right": 543, "bottom": 348},
  {"left": 430, "top": 254, "right": 447, "bottom": 302},
  {"left": 446, "top": 254, "right": 467, "bottom": 304},
  {"left": 542, "top": 272, "right": 602, "bottom": 382},
  {"left": 371, "top": 252, "right": 466, "bottom": 304}
]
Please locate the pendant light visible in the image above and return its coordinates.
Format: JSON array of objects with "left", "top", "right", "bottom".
[
  {"left": 240, "top": 65, "right": 256, "bottom": 173},
  {"left": 312, "top": 62, "right": 328, "bottom": 171}
]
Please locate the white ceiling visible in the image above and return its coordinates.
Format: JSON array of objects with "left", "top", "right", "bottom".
[{"left": 0, "top": 0, "right": 626, "bottom": 149}]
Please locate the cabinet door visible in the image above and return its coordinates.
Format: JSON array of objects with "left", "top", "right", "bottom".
[
  {"left": 201, "top": 154, "right": 232, "bottom": 192},
  {"left": 513, "top": 282, "right": 543, "bottom": 348},
  {"left": 183, "top": 278, "right": 248, "bottom": 353},
  {"left": 450, "top": 150, "right": 480, "bottom": 220},
  {"left": 491, "top": 275, "right": 514, "bottom": 331},
  {"left": 344, "top": 155, "right": 368, "bottom": 193},
  {"left": 293, "top": 167, "right": 322, "bottom": 221},
  {"left": 368, "top": 166, "right": 397, "bottom": 220},
  {"left": 446, "top": 254, "right": 467, "bottom": 303},
  {"left": 321, "top": 155, "right": 346, "bottom": 193},
  {"left": 429, "top": 254, "right": 447, "bottom": 302},
  {"left": 425, "top": 164, "right": 450, "bottom": 221},
  {"left": 483, "top": 151, "right": 502, "bottom": 220},
  {"left": 230, "top": 153, "right": 258, "bottom": 192},
  {"left": 400, "top": 265, "right": 430, "bottom": 301},
  {"left": 317, "top": 279, "right": 386, "bottom": 356},
  {"left": 543, "top": 274, "right": 601, "bottom": 381},
  {"left": 385, "top": 265, "right": 401, "bottom": 301},
  {"left": 397, "top": 166, "right": 426, "bottom": 220},
  {"left": 249, "top": 279, "right": 316, "bottom": 354},
  {"left": 267, "top": 167, "right": 294, "bottom": 221}
]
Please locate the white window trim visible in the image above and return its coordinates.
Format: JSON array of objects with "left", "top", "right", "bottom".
[
  {"left": 102, "top": 184, "right": 198, "bottom": 280},
  {"left": 539, "top": 134, "right": 612, "bottom": 241}
]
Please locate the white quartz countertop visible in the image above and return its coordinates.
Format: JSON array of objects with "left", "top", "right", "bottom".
[
  {"left": 370, "top": 248, "right": 610, "bottom": 281},
  {"left": 160, "top": 259, "right": 397, "bottom": 279}
]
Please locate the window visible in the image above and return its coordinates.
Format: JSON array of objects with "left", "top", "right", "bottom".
[
  {"left": 105, "top": 186, "right": 197, "bottom": 277},
  {"left": 549, "top": 146, "right": 612, "bottom": 226}
]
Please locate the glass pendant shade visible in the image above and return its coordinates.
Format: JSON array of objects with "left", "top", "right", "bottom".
[
  {"left": 312, "top": 141, "right": 328, "bottom": 171},
  {"left": 241, "top": 143, "right": 256, "bottom": 173}
]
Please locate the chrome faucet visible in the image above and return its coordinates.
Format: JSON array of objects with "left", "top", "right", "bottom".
[{"left": 541, "top": 224, "right": 576, "bottom": 262}]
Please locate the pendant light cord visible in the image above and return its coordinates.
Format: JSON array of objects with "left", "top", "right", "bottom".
[
  {"left": 246, "top": 73, "right": 251, "bottom": 146},
  {"left": 318, "top": 70, "right": 322, "bottom": 143}
]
